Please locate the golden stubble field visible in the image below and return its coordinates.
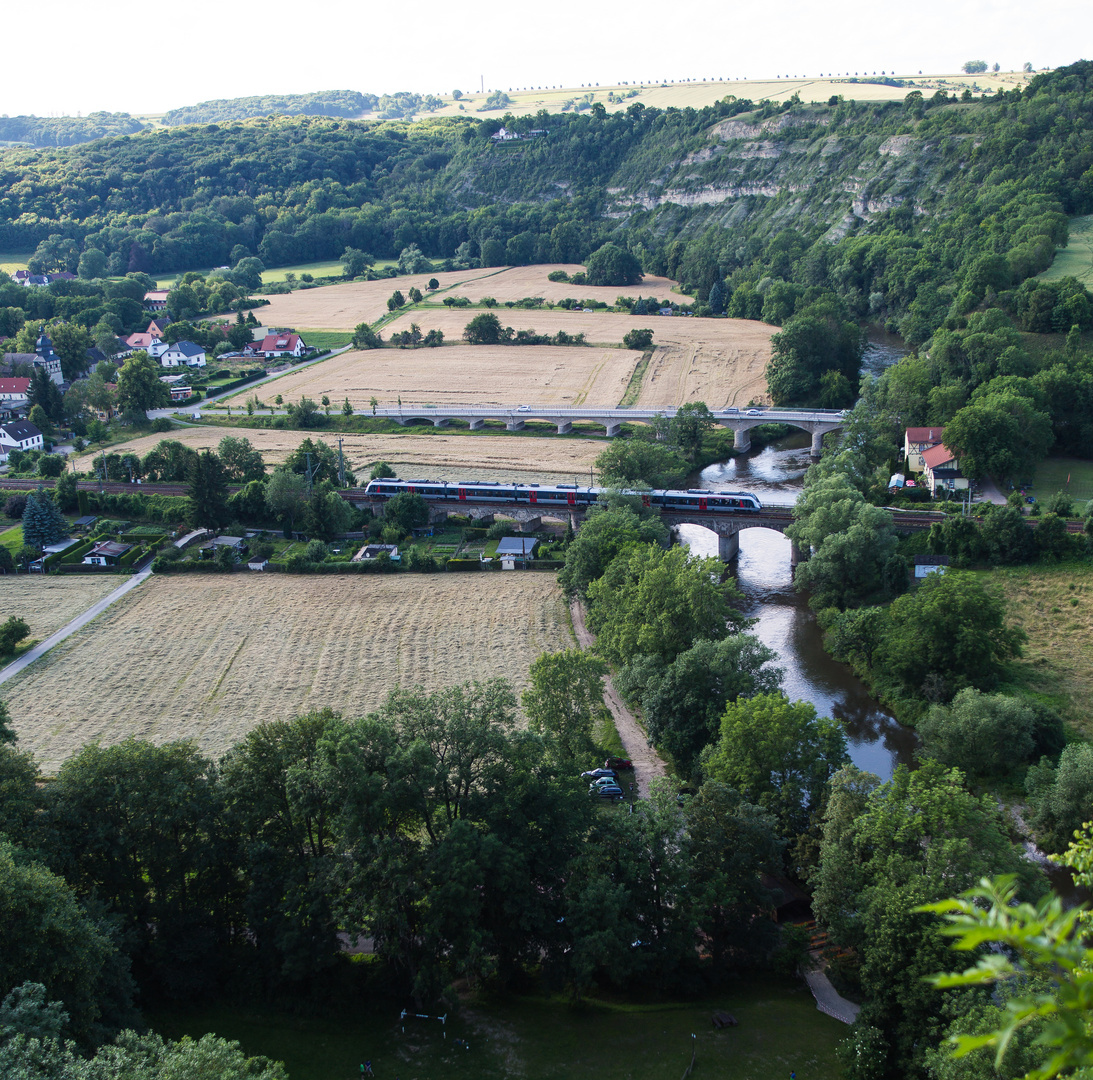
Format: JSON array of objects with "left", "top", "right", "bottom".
[
  {"left": 6, "top": 574, "right": 574, "bottom": 774},
  {"left": 429, "top": 264, "right": 688, "bottom": 307},
  {"left": 258, "top": 268, "right": 497, "bottom": 331},
  {"left": 239, "top": 344, "right": 642, "bottom": 409},
  {"left": 73, "top": 427, "right": 603, "bottom": 481},
  {"left": 0, "top": 576, "right": 121, "bottom": 642},
  {"left": 382, "top": 309, "right": 775, "bottom": 408}
]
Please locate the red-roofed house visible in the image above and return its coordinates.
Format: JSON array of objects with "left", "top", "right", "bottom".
[
  {"left": 144, "top": 290, "right": 170, "bottom": 310},
  {"left": 920, "top": 442, "right": 969, "bottom": 497},
  {"left": 124, "top": 332, "right": 168, "bottom": 359},
  {"left": 904, "top": 427, "right": 946, "bottom": 472},
  {"left": 0, "top": 378, "right": 31, "bottom": 402},
  {"left": 256, "top": 332, "right": 307, "bottom": 359}
]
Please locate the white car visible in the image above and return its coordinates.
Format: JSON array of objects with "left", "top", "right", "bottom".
[
  {"left": 745, "top": 408, "right": 761, "bottom": 416},
  {"left": 516, "top": 404, "right": 530, "bottom": 412}
]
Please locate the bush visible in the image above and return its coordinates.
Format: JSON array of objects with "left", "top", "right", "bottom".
[
  {"left": 547, "top": 270, "right": 570, "bottom": 282},
  {"left": 623, "top": 328, "right": 655, "bottom": 350},
  {"left": 4, "top": 496, "right": 26, "bottom": 520}
]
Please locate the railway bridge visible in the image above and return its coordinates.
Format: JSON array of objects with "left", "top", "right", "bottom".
[{"left": 369, "top": 405, "right": 846, "bottom": 459}]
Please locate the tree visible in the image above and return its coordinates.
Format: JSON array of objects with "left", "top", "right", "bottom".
[
  {"left": 594, "top": 439, "right": 688, "bottom": 489},
  {"left": 0, "top": 840, "right": 133, "bottom": 1045},
  {"left": 0, "top": 700, "right": 16, "bottom": 745},
  {"left": 115, "top": 352, "right": 170, "bottom": 419},
  {"left": 668, "top": 401, "right": 715, "bottom": 461},
  {"left": 216, "top": 436, "right": 265, "bottom": 482},
  {"left": 462, "top": 311, "right": 507, "bottom": 345},
  {"left": 140, "top": 439, "right": 198, "bottom": 482},
  {"left": 522, "top": 649, "right": 607, "bottom": 763},
  {"left": 383, "top": 491, "right": 429, "bottom": 534},
  {"left": 813, "top": 762, "right": 1033, "bottom": 1079},
  {"left": 27, "top": 405, "right": 53, "bottom": 440},
  {"left": 917, "top": 689, "right": 1038, "bottom": 778},
  {"left": 962, "top": 60, "right": 988, "bottom": 73},
  {"left": 28, "top": 368, "right": 63, "bottom": 424},
  {"left": 875, "top": 571, "right": 1026, "bottom": 700},
  {"left": 186, "top": 450, "right": 230, "bottom": 529},
  {"left": 386, "top": 290, "right": 405, "bottom": 312},
  {"left": 586, "top": 543, "right": 748, "bottom": 666},
  {"left": 342, "top": 396, "right": 353, "bottom": 416},
  {"left": 943, "top": 392, "right": 1053, "bottom": 483},
  {"left": 370, "top": 461, "right": 396, "bottom": 480},
  {"left": 623, "top": 327, "right": 654, "bottom": 350},
  {"left": 4, "top": 496, "right": 27, "bottom": 520},
  {"left": 340, "top": 247, "right": 373, "bottom": 278},
  {"left": 286, "top": 396, "right": 322, "bottom": 428},
  {"left": 585, "top": 243, "right": 643, "bottom": 287},
  {"left": 397, "top": 244, "right": 432, "bottom": 274},
  {"left": 303, "top": 482, "right": 353, "bottom": 541},
  {"left": 766, "top": 303, "right": 865, "bottom": 404},
  {"left": 21, "top": 489, "right": 67, "bottom": 551},
  {"left": 701, "top": 693, "right": 848, "bottom": 842},
  {"left": 264, "top": 469, "right": 308, "bottom": 532},
  {"left": 1024, "top": 743, "right": 1093, "bottom": 853},
  {"left": 558, "top": 500, "right": 669, "bottom": 596},
  {"left": 352, "top": 323, "right": 382, "bottom": 350},
  {"left": 633, "top": 635, "right": 783, "bottom": 774},
  {"left": 0, "top": 617, "right": 30, "bottom": 656},
  {"left": 49, "top": 324, "right": 92, "bottom": 382}
]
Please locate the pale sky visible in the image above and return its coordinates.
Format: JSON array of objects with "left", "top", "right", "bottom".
[{"left": 5, "top": 0, "right": 1089, "bottom": 118}]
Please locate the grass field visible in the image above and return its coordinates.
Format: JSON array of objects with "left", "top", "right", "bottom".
[
  {"left": 73, "top": 426, "right": 605, "bottom": 480},
  {"left": 149, "top": 977, "right": 843, "bottom": 1080},
  {"left": 4, "top": 573, "right": 573, "bottom": 774},
  {"left": 1027, "top": 456, "right": 1093, "bottom": 505},
  {"left": 235, "top": 344, "right": 643, "bottom": 410},
  {"left": 0, "top": 251, "right": 33, "bottom": 274},
  {"left": 154, "top": 259, "right": 398, "bottom": 289},
  {"left": 296, "top": 329, "right": 354, "bottom": 351},
  {"left": 1040, "top": 215, "right": 1093, "bottom": 286},
  {"left": 992, "top": 563, "right": 1093, "bottom": 738},
  {"left": 0, "top": 575, "right": 120, "bottom": 642}
]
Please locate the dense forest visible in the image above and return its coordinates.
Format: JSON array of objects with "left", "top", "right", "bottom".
[
  {"left": 0, "top": 113, "right": 145, "bottom": 149},
  {"left": 160, "top": 89, "right": 445, "bottom": 127}
]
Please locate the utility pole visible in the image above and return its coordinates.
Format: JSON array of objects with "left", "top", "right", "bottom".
[
  {"left": 99, "top": 448, "right": 107, "bottom": 493},
  {"left": 338, "top": 438, "right": 345, "bottom": 488}
]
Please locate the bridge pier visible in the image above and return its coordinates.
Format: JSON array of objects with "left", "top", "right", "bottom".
[
  {"left": 432, "top": 418, "right": 449, "bottom": 428},
  {"left": 810, "top": 429, "right": 824, "bottom": 460},
  {"left": 467, "top": 419, "right": 485, "bottom": 430},
  {"left": 733, "top": 428, "right": 751, "bottom": 454},
  {"left": 717, "top": 532, "right": 740, "bottom": 562},
  {"left": 604, "top": 423, "right": 621, "bottom": 437},
  {"left": 556, "top": 421, "right": 573, "bottom": 434},
  {"left": 518, "top": 516, "right": 542, "bottom": 533},
  {"left": 790, "top": 541, "right": 807, "bottom": 567},
  {"left": 506, "top": 419, "right": 526, "bottom": 431}
]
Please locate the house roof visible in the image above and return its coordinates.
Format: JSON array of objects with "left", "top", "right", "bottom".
[
  {"left": 905, "top": 426, "right": 945, "bottom": 445},
  {"left": 74, "top": 515, "right": 98, "bottom": 527},
  {"left": 921, "top": 443, "right": 958, "bottom": 469},
  {"left": 913, "top": 554, "right": 951, "bottom": 566},
  {"left": 147, "top": 317, "right": 171, "bottom": 332},
  {"left": 259, "top": 332, "right": 302, "bottom": 352},
  {"left": 2, "top": 354, "right": 37, "bottom": 366},
  {"left": 1, "top": 421, "right": 42, "bottom": 441},
  {"left": 496, "top": 537, "right": 538, "bottom": 556},
  {"left": 144, "top": 290, "right": 170, "bottom": 300},
  {"left": 88, "top": 541, "right": 131, "bottom": 557},
  {"left": 85, "top": 347, "right": 108, "bottom": 366},
  {"left": 0, "top": 378, "right": 31, "bottom": 395},
  {"left": 168, "top": 340, "right": 204, "bottom": 357},
  {"left": 125, "top": 333, "right": 159, "bottom": 349}
]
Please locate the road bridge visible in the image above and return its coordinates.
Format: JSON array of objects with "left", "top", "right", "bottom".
[{"left": 368, "top": 405, "right": 847, "bottom": 459}]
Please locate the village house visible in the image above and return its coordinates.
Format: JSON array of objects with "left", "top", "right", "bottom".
[
  {"left": 82, "top": 540, "right": 132, "bottom": 567},
  {"left": 913, "top": 554, "right": 951, "bottom": 579},
  {"left": 123, "top": 332, "right": 169, "bottom": 359},
  {"left": 160, "top": 340, "right": 207, "bottom": 368},
  {"left": 252, "top": 331, "right": 307, "bottom": 359},
  {"left": 14, "top": 271, "right": 76, "bottom": 287},
  {"left": 146, "top": 316, "right": 171, "bottom": 337},
  {"left": 903, "top": 427, "right": 946, "bottom": 472},
  {"left": 920, "top": 442, "right": 970, "bottom": 497},
  {"left": 0, "top": 377, "right": 31, "bottom": 403},
  {"left": 0, "top": 420, "right": 44, "bottom": 461},
  {"left": 144, "top": 290, "right": 170, "bottom": 310}
]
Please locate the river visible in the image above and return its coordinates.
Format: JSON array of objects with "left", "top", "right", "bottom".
[{"left": 679, "top": 433, "right": 917, "bottom": 780}]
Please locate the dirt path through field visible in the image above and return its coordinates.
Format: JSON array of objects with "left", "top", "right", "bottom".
[{"left": 569, "top": 598, "right": 666, "bottom": 798}]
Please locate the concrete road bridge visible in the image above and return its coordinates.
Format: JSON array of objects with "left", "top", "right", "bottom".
[{"left": 369, "top": 406, "right": 847, "bottom": 458}]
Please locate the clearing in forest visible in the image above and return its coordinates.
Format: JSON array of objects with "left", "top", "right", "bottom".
[{"left": 5, "top": 573, "right": 574, "bottom": 774}]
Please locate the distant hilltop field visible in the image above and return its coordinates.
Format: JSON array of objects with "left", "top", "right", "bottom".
[{"left": 0, "top": 71, "right": 1035, "bottom": 147}]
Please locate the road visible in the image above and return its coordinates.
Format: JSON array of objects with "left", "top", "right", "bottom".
[{"left": 0, "top": 569, "right": 152, "bottom": 685}]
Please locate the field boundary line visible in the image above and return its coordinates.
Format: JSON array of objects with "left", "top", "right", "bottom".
[{"left": 0, "top": 569, "right": 153, "bottom": 686}]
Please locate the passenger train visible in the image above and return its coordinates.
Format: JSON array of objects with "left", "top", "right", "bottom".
[{"left": 362, "top": 478, "right": 763, "bottom": 513}]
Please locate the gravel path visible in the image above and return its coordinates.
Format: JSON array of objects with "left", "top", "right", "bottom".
[
  {"left": 803, "top": 967, "right": 861, "bottom": 1025},
  {"left": 569, "top": 598, "right": 667, "bottom": 798}
]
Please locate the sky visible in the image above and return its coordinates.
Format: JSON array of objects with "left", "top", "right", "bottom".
[{"left": 5, "top": 0, "right": 1090, "bottom": 118}]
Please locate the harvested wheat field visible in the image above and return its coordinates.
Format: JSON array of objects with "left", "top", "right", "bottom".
[
  {"left": 6, "top": 573, "right": 574, "bottom": 773},
  {"left": 382, "top": 309, "right": 776, "bottom": 408},
  {"left": 427, "top": 264, "right": 689, "bottom": 308},
  {"left": 257, "top": 268, "right": 497, "bottom": 331},
  {"left": 238, "top": 345, "right": 642, "bottom": 410},
  {"left": 0, "top": 576, "right": 121, "bottom": 643},
  {"left": 74, "top": 427, "right": 603, "bottom": 484}
]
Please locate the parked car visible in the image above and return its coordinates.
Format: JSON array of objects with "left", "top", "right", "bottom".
[
  {"left": 582, "top": 768, "right": 618, "bottom": 781},
  {"left": 590, "top": 783, "right": 624, "bottom": 800},
  {"left": 588, "top": 776, "right": 619, "bottom": 789},
  {"left": 604, "top": 757, "right": 633, "bottom": 771}
]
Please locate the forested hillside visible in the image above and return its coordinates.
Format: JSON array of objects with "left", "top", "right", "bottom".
[
  {"left": 0, "top": 113, "right": 145, "bottom": 148},
  {"left": 2, "top": 63, "right": 1092, "bottom": 344}
]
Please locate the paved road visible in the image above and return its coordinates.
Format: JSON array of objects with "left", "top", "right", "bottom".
[
  {"left": 0, "top": 569, "right": 152, "bottom": 686},
  {"left": 803, "top": 967, "right": 861, "bottom": 1025}
]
